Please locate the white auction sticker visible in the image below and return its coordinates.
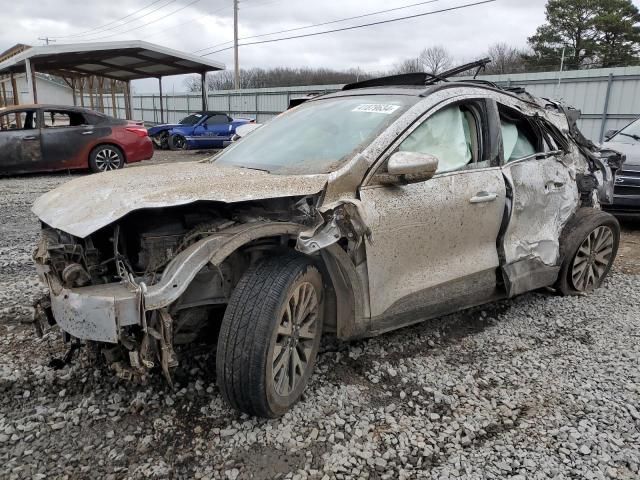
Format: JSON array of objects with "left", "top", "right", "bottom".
[{"left": 352, "top": 104, "right": 401, "bottom": 114}]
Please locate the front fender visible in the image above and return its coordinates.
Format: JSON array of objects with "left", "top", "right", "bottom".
[{"left": 144, "top": 222, "right": 304, "bottom": 310}]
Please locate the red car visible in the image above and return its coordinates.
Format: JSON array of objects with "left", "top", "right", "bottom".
[{"left": 0, "top": 104, "right": 153, "bottom": 174}]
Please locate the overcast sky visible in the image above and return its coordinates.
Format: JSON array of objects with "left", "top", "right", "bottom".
[{"left": 1, "top": 0, "right": 638, "bottom": 92}]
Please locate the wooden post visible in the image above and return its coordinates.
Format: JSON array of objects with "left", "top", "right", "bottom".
[
  {"left": 97, "top": 76, "right": 105, "bottom": 113},
  {"left": 158, "top": 77, "right": 164, "bottom": 124},
  {"left": 88, "top": 76, "right": 95, "bottom": 110},
  {"left": 124, "top": 80, "right": 132, "bottom": 120},
  {"left": 70, "top": 77, "right": 77, "bottom": 106},
  {"left": 31, "top": 65, "right": 38, "bottom": 104},
  {"left": 200, "top": 72, "right": 207, "bottom": 110},
  {"left": 0, "top": 82, "right": 6, "bottom": 129},
  {"left": 10, "top": 71, "right": 18, "bottom": 105},
  {"left": 79, "top": 77, "right": 85, "bottom": 107},
  {"left": 25, "top": 58, "right": 36, "bottom": 104},
  {"left": 110, "top": 79, "right": 117, "bottom": 118}
]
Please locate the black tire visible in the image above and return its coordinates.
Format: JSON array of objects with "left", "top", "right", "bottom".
[
  {"left": 168, "top": 134, "right": 187, "bottom": 151},
  {"left": 88, "top": 144, "right": 125, "bottom": 173},
  {"left": 216, "top": 254, "right": 324, "bottom": 418},
  {"left": 556, "top": 208, "right": 620, "bottom": 295}
]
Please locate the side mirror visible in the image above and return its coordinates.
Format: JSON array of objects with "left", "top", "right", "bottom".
[
  {"left": 604, "top": 129, "right": 618, "bottom": 140},
  {"left": 377, "top": 151, "right": 439, "bottom": 185}
]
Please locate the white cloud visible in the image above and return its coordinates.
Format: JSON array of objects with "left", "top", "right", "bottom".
[{"left": 0, "top": 0, "right": 562, "bottom": 92}]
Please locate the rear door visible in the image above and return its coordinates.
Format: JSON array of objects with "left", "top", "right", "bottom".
[
  {"left": 40, "top": 109, "right": 95, "bottom": 170},
  {"left": 498, "top": 102, "right": 578, "bottom": 296},
  {"left": 0, "top": 109, "right": 42, "bottom": 174}
]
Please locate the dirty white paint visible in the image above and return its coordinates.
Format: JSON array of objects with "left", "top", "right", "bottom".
[
  {"left": 501, "top": 156, "right": 579, "bottom": 266},
  {"left": 32, "top": 162, "right": 328, "bottom": 238}
]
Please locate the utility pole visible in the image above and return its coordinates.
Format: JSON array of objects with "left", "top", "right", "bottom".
[
  {"left": 233, "top": 0, "right": 240, "bottom": 90},
  {"left": 38, "top": 37, "right": 56, "bottom": 45}
]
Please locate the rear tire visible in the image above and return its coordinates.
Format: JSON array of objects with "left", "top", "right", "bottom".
[
  {"left": 89, "top": 145, "right": 124, "bottom": 173},
  {"left": 216, "top": 254, "right": 324, "bottom": 418},
  {"left": 168, "top": 134, "right": 187, "bottom": 151},
  {"left": 556, "top": 208, "right": 620, "bottom": 295}
]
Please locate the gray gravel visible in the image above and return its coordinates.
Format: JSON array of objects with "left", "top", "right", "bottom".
[{"left": 1, "top": 164, "right": 639, "bottom": 480}]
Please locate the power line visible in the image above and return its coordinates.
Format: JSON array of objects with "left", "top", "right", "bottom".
[
  {"left": 143, "top": 4, "right": 232, "bottom": 39},
  {"left": 75, "top": 0, "right": 203, "bottom": 41},
  {"left": 200, "top": 0, "right": 496, "bottom": 56},
  {"left": 49, "top": 0, "right": 174, "bottom": 39},
  {"left": 195, "top": 0, "right": 444, "bottom": 54}
]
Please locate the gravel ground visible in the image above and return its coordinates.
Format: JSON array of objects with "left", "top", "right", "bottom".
[{"left": 1, "top": 156, "right": 639, "bottom": 480}]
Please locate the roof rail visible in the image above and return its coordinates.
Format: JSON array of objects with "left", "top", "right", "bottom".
[{"left": 342, "top": 58, "right": 492, "bottom": 91}]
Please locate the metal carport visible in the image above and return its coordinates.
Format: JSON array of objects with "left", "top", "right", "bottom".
[{"left": 0, "top": 40, "right": 224, "bottom": 122}]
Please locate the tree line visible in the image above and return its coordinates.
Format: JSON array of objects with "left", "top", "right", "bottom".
[{"left": 186, "top": 0, "right": 640, "bottom": 91}]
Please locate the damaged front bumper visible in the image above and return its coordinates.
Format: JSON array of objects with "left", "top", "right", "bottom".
[
  {"left": 35, "top": 270, "right": 141, "bottom": 343},
  {"left": 33, "top": 221, "right": 305, "bottom": 344}
]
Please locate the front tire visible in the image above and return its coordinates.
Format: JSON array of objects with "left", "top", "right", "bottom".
[
  {"left": 89, "top": 145, "right": 124, "bottom": 173},
  {"left": 556, "top": 208, "right": 620, "bottom": 295},
  {"left": 216, "top": 254, "right": 324, "bottom": 417},
  {"left": 168, "top": 134, "right": 187, "bottom": 151}
]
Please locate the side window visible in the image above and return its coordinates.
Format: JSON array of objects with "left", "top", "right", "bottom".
[
  {"left": 397, "top": 104, "right": 481, "bottom": 173},
  {"left": 0, "top": 111, "right": 37, "bottom": 130},
  {"left": 499, "top": 106, "right": 541, "bottom": 162},
  {"left": 205, "top": 114, "right": 229, "bottom": 125},
  {"left": 43, "top": 110, "right": 86, "bottom": 128}
]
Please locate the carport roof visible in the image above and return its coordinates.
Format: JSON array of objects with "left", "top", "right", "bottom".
[{"left": 0, "top": 40, "right": 224, "bottom": 80}]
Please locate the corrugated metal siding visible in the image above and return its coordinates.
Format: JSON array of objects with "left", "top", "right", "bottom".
[
  {"left": 464, "top": 66, "right": 640, "bottom": 141},
  {"left": 83, "top": 69, "right": 640, "bottom": 141}
]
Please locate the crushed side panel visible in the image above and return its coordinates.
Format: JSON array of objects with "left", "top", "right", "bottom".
[{"left": 501, "top": 157, "right": 579, "bottom": 267}]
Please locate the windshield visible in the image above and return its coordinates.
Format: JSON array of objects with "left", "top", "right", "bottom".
[
  {"left": 213, "top": 95, "right": 416, "bottom": 174},
  {"left": 179, "top": 113, "right": 204, "bottom": 125},
  {"left": 613, "top": 118, "right": 640, "bottom": 143}
]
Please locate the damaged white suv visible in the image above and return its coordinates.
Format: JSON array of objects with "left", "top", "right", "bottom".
[{"left": 32, "top": 61, "right": 623, "bottom": 417}]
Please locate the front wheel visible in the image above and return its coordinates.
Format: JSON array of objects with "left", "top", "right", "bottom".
[
  {"left": 216, "top": 254, "right": 324, "bottom": 417},
  {"left": 89, "top": 145, "right": 124, "bottom": 173},
  {"left": 168, "top": 134, "right": 187, "bottom": 151},
  {"left": 556, "top": 209, "right": 620, "bottom": 295}
]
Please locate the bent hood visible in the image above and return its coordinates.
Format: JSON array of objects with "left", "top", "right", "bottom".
[
  {"left": 148, "top": 123, "right": 182, "bottom": 134},
  {"left": 32, "top": 161, "right": 328, "bottom": 238}
]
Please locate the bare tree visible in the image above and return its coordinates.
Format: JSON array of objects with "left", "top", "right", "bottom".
[
  {"left": 391, "top": 58, "right": 423, "bottom": 74},
  {"left": 418, "top": 46, "right": 454, "bottom": 74},
  {"left": 184, "top": 67, "right": 375, "bottom": 91},
  {"left": 485, "top": 42, "right": 527, "bottom": 74}
]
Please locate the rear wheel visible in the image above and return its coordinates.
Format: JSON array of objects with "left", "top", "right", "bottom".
[
  {"left": 556, "top": 209, "right": 620, "bottom": 295},
  {"left": 216, "top": 254, "right": 324, "bottom": 417},
  {"left": 89, "top": 145, "right": 124, "bottom": 173},
  {"left": 168, "top": 134, "right": 187, "bottom": 151}
]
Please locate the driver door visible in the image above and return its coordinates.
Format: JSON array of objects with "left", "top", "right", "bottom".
[{"left": 359, "top": 99, "right": 506, "bottom": 331}]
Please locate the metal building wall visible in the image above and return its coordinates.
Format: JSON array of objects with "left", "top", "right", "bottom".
[
  {"left": 86, "top": 67, "right": 640, "bottom": 142},
  {"left": 467, "top": 66, "right": 640, "bottom": 142}
]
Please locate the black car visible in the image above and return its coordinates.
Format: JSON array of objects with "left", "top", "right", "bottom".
[{"left": 603, "top": 118, "right": 640, "bottom": 216}]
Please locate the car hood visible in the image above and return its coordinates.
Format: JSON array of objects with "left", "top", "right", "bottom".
[
  {"left": 148, "top": 123, "right": 182, "bottom": 133},
  {"left": 32, "top": 161, "right": 328, "bottom": 238},
  {"left": 602, "top": 140, "right": 640, "bottom": 169}
]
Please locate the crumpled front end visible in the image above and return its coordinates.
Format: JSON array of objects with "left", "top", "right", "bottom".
[{"left": 32, "top": 195, "right": 318, "bottom": 381}]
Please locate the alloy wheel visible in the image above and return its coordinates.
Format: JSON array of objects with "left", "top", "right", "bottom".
[
  {"left": 570, "top": 225, "right": 615, "bottom": 292},
  {"left": 272, "top": 282, "right": 319, "bottom": 397},
  {"left": 94, "top": 148, "right": 122, "bottom": 171}
]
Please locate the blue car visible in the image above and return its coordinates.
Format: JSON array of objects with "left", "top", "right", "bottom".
[{"left": 147, "top": 111, "right": 252, "bottom": 150}]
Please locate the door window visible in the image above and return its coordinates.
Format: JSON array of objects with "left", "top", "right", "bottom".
[
  {"left": 397, "top": 104, "right": 480, "bottom": 173},
  {"left": 0, "top": 111, "right": 37, "bottom": 131},
  {"left": 205, "top": 114, "right": 230, "bottom": 125},
  {"left": 43, "top": 110, "right": 86, "bottom": 128},
  {"left": 499, "top": 107, "right": 541, "bottom": 162}
]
